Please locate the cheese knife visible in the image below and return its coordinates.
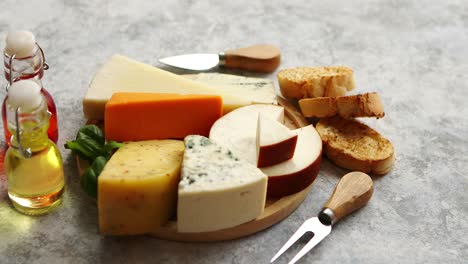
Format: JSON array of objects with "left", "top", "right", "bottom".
[
  {"left": 271, "top": 172, "right": 374, "bottom": 264},
  {"left": 159, "top": 44, "right": 281, "bottom": 73}
]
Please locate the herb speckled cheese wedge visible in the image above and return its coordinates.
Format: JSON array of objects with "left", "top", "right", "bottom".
[{"left": 98, "top": 140, "right": 184, "bottom": 235}]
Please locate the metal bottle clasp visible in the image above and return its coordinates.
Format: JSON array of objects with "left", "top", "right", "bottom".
[{"left": 10, "top": 107, "right": 32, "bottom": 158}]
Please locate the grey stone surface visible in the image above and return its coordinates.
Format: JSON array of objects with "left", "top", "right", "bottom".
[{"left": 0, "top": 0, "right": 467, "bottom": 263}]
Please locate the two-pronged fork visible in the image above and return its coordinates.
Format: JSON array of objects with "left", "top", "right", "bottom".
[{"left": 271, "top": 172, "right": 374, "bottom": 264}]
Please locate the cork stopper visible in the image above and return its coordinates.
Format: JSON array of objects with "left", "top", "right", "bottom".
[
  {"left": 5, "top": 31, "right": 37, "bottom": 58},
  {"left": 8, "top": 80, "right": 42, "bottom": 112}
]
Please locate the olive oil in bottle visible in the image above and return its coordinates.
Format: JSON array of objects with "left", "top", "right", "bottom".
[{"left": 5, "top": 80, "right": 64, "bottom": 215}]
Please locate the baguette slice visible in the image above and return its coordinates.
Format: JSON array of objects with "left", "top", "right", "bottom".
[
  {"left": 299, "top": 97, "right": 338, "bottom": 118},
  {"left": 299, "top": 92, "right": 385, "bottom": 118},
  {"left": 316, "top": 116, "right": 394, "bottom": 174},
  {"left": 278, "top": 66, "right": 355, "bottom": 99}
]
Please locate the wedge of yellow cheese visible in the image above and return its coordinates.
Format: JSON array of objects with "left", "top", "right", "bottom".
[
  {"left": 83, "top": 55, "right": 250, "bottom": 120},
  {"left": 98, "top": 140, "right": 184, "bottom": 235}
]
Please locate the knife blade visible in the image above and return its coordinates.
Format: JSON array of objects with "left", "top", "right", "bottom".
[
  {"left": 159, "top": 44, "right": 280, "bottom": 73},
  {"left": 271, "top": 172, "right": 374, "bottom": 264}
]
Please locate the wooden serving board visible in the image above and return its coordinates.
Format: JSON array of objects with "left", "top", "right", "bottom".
[{"left": 76, "top": 97, "right": 314, "bottom": 242}]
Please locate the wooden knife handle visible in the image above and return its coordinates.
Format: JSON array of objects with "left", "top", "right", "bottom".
[
  {"left": 221, "top": 44, "right": 281, "bottom": 73},
  {"left": 323, "top": 172, "right": 374, "bottom": 223}
]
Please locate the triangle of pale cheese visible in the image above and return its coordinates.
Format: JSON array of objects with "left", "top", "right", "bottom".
[
  {"left": 256, "top": 113, "right": 298, "bottom": 167},
  {"left": 83, "top": 55, "right": 250, "bottom": 120},
  {"left": 177, "top": 135, "right": 267, "bottom": 233}
]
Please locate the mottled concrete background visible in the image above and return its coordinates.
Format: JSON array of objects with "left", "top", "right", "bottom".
[{"left": 0, "top": 1, "right": 467, "bottom": 263}]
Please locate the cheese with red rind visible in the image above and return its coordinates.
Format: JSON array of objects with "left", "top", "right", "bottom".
[
  {"left": 256, "top": 114, "right": 298, "bottom": 167},
  {"left": 210, "top": 105, "right": 322, "bottom": 197},
  {"left": 260, "top": 125, "right": 322, "bottom": 196},
  {"left": 209, "top": 104, "right": 285, "bottom": 165}
]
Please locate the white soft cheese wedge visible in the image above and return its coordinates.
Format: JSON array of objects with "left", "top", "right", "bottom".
[
  {"left": 177, "top": 135, "right": 267, "bottom": 233},
  {"left": 83, "top": 55, "right": 250, "bottom": 120},
  {"left": 185, "top": 73, "right": 277, "bottom": 105},
  {"left": 209, "top": 104, "right": 285, "bottom": 165},
  {"left": 256, "top": 113, "right": 298, "bottom": 167}
]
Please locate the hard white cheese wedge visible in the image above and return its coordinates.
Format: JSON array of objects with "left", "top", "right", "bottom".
[
  {"left": 177, "top": 135, "right": 267, "bottom": 233},
  {"left": 83, "top": 55, "right": 250, "bottom": 120},
  {"left": 184, "top": 73, "right": 277, "bottom": 105}
]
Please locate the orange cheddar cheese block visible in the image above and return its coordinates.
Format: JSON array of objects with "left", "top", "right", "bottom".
[{"left": 105, "top": 93, "right": 223, "bottom": 141}]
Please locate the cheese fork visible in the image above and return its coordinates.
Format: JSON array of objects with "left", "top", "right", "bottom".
[{"left": 271, "top": 172, "right": 374, "bottom": 264}]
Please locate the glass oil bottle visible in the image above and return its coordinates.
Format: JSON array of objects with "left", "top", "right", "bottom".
[
  {"left": 4, "top": 80, "right": 64, "bottom": 215},
  {"left": 2, "top": 31, "right": 58, "bottom": 146}
]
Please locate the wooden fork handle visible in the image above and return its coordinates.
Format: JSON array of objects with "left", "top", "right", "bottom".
[
  {"left": 321, "top": 172, "right": 374, "bottom": 225},
  {"left": 220, "top": 44, "right": 281, "bottom": 73}
]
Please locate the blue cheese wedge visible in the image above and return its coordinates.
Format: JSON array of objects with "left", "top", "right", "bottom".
[
  {"left": 177, "top": 135, "right": 267, "bottom": 233},
  {"left": 184, "top": 73, "right": 277, "bottom": 105}
]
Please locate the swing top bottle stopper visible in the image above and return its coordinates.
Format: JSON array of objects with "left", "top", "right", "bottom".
[
  {"left": 7, "top": 79, "right": 42, "bottom": 111},
  {"left": 4, "top": 31, "right": 37, "bottom": 59}
]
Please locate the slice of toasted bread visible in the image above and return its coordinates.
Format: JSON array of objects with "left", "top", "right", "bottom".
[
  {"left": 336, "top": 92, "right": 385, "bottom": 118},
  {"left": 277, "top": 66, "right": 355, "bottom": 99},
  {"left": 299, "top": 92, "right": 385, "bottom": 119},
  {"left": 299, "top": 97, "right": 338, "bottom": 118},
  {"left": 316, "top": 116, "right": 394, "bottom": 174}
]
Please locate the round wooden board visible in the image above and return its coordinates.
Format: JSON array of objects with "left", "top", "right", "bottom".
[{"left": 76, "top": 97, "right": 315, "bottom": 242}]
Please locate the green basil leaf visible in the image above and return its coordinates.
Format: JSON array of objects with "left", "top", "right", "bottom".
[
  {"left": 81, "top": 167, "right": 97, "bottom": 198},
  {"left": 103, "top": 141, "right": 124, "bottom": 158},
  {"left": 91, "top": 156, "right": 108, "bottom": 172},
  {"left": 77, "top": 125, "right": 105, "bottom": 146},
  {"left": 77, "top": 132, "right": 106, "bottom": 155},
  {"left": 80, "top": 156, "right": 107, "bottom": 199},
  {"left": 65, "top": 140, "right": 95, "bottom": 162},
  {"left": 66, "top": 125, "right": 123, "bottom": 199},
  {"left": 65, "top": 137, "right": 104, "bottom": 162}
]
